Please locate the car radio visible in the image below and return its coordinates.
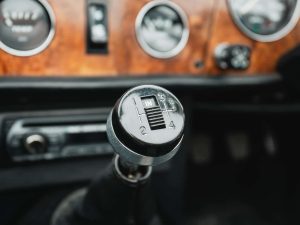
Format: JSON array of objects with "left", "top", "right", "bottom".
[{"left": 4, "top": 113, "right": 113, "bottom": 162}]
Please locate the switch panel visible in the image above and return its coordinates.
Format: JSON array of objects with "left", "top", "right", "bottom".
[
  {"left": 214, "top": 43, "right": 251, "bottom": 70},
  {"left": 87, "top": 0, "right": 108, "bottom": 53}
]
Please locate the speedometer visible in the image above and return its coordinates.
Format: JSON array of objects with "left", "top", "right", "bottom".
[{"left": 228, "top": 0, "right": 300, "bottom": 42}]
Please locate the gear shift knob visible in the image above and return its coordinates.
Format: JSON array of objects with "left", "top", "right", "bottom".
[{"left": 107, "top": 85, "right": 185, "bottom": 166}]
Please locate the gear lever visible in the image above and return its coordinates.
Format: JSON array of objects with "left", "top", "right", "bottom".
[
  {"left": 107, "top": 85, "right": 185, "bottom": 181},
  {"left": 52, "top": 85, "right": 185, "bottom": 225}
]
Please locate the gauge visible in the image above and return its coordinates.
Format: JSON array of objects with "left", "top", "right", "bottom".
[
  {"left": 135, "top": 0, "right": 189, "bottom": 59},
  {"left": 0, "top": 0, "right": 55, "bottom": 56},
  {"left": 228, "top": 0, "right": 300, "bottom": 42}
]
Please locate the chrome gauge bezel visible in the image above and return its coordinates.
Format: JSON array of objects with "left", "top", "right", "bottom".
[
  {"left": 227, "top": 0, "right": 300, "bottom": 42},
  {"left": 0, "top": 0, "right": 56, "bottom": 57},
  {"left": 135, "top": 0, "right": 189, "bottom": 59}
]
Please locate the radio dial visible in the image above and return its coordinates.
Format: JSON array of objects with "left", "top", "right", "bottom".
[{"left": 24, "top": 134, "right": 47, "bottom": 154}]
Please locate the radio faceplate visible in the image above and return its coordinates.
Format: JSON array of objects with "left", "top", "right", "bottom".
[{"left": 5, "top": 113, "right": 113, "bottom": 162}]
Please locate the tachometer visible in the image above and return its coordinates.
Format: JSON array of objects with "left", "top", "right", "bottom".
[
  {"left": 135, "top": 0, "right": 189, "bottom": 59},
  {"left": 0, "top": 0, "right": 55, "bottom": 56},
  {"left": 228, "top": 0, "right": 300, "bottom": 42}
]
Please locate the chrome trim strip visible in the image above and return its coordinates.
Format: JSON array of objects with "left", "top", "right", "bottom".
[{"left": 0, "top": 75, "right": 281, "bottom": 89}]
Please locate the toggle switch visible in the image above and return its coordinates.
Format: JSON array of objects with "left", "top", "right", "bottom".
[{"left": 87, "top": 1, "right": 108, "bottom": 53}]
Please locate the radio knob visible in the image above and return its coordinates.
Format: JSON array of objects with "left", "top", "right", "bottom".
[{"left": 24, "top": 134, "right": 47, "bottom": 154}]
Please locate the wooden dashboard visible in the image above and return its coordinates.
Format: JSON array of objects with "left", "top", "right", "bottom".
[{"left": 0, "top": 0, "right": 299, "bottom": 77}]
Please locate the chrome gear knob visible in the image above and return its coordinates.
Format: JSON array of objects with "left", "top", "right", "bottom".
[{"left": 107, "top": 85, "right": 185, "bottom": 166}]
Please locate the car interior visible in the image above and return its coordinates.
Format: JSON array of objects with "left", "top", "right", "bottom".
[{"left": 1, "top": 0, "right": 300, "bottom": 225}]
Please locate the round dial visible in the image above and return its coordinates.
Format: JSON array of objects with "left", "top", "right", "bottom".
[
  {"left": 135, "top": 0, "right": 189, "bottom": 58},
  {"left": 228, "top": 0, "right": 300, "bottom": 42},
  {"left": 0, "top": 0, "right": 55, "bottom": 56}
]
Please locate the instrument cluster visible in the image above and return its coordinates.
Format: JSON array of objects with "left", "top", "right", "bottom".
[
  {"left": 0, "top": 0, "right": 299, "bottom": 76},
  {"left": 0, "top": 0, "right": 299, "bottom": 57}
]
